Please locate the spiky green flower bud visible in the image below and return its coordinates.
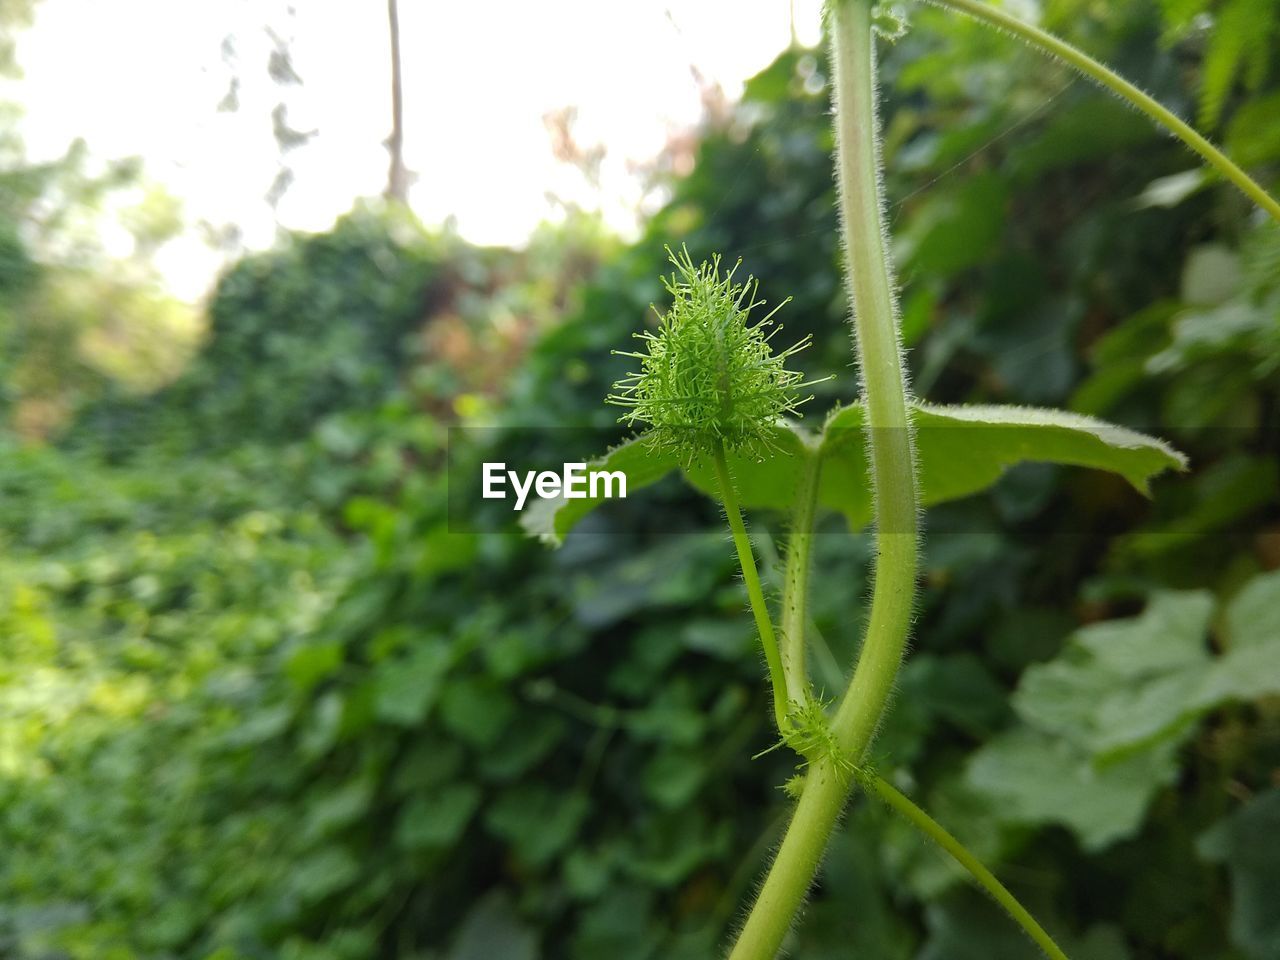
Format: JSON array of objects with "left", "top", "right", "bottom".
[{"left": 608, "top": 246, "right": 823, "bottom": 461}]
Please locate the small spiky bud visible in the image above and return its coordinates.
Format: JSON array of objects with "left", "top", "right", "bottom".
[
  {"left": 608, "top": 246, "right": 825, "bottom": 462},
  {"left": 871, "top": 3, "right": 910, "bottom": 41},
  {"left": 782, "top": 774, "right": 808, "bottom": 799}
]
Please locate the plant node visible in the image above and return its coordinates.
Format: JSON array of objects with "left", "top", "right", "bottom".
[{"left": 755, "top": 690, "right": 862, "bottom": 788}]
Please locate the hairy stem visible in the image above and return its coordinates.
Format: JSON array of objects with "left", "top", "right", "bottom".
[
  {"left": 713, "top": 439, "right": 791, "bottom": 733},
  {"left": 728, "top": 1, "right": 919, "bottom": 955},
  {"left": 728, "top": 753, "right": 854, "bottom": 959},
  {"left": 867, "top": 775, "right": 1071, "bottom": 960},
  {"left": 779, "top": 448, "right": 821, "bottom": 703},
  {"left": 824, "top": 0, "right": 920, "bottom": 792},
  {"left": 920, "top": 0, "right": 1280, "bottom": 223}
]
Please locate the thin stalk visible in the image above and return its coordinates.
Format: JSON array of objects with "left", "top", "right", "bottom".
[
  {"left": 383, "top": 0, "right": 409, "bottom": 203},
  {"left": 779, "top": 448, "right": 821, "bottom": 703},
  {"left": 919, "top": 0, "right": 1280, "bottom": 223},
  {"left": 728, "top": 2, "right": 920, "bottom": 956},
  {"left": 713, "top": 439, "right": 791, "bottom": 733},
  {"left": 867, "top": 775, "right": 1071, "bottom": 960}
]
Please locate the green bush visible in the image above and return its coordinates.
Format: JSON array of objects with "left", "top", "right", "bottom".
[{"left": 77, "top": 205, "right": 441, "bottom": 452}]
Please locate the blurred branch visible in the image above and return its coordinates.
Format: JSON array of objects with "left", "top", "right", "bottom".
[{"left": 384, "top": 0, "right": 411, "bottom": 203}]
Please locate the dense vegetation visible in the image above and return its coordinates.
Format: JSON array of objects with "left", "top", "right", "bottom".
[{"left": 2, "top": 1, "right": 1278, "bottom": 957}]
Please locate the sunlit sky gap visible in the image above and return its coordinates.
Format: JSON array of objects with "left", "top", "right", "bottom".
[{"left": 10, "top": 0, "right": 825, "bottom": 299}]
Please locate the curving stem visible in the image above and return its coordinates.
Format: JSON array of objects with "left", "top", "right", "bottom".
[
  {"left": 920, "top": 0, "right": 1280, "bottom": 222},
  {"left": 727, "top": 1, "right": 920, "bottom": 956}
]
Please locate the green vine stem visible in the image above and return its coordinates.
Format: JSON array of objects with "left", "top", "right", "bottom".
[
  {"left": 727, "top": 760, "right": 853, "bottom": 958},
  {"left": 779, "top": 446, "right": 821, "bottom": 704},
  {"left": 919, "top": 0, "right": 1280, "bottom": 223},
  {"left": 728, "top": 1, "right": 920, "bottom": 955},
  {"left": 824, "top": 0, "right": 919, "bottom": 788},
  {"left": 722, "top": 2, "right": 1270, "bottom": 956},
  {"left": 867, "top": 774, "right": 1071, "bottom": 960},
  {"left": 713, "top": 438, "right": 792, "bottom": 733}
]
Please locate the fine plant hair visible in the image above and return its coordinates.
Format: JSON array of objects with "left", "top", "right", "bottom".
[{"left": 535, "top": 1, "right": 1280, "bottom": 958}]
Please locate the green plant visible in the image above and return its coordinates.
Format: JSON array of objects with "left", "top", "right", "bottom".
[
  {"left": 533, "top": 1, "right": 1280, "bottom": 956},
  {"left": 5, "top": 3, "right": 1280, "bottom": 958}
]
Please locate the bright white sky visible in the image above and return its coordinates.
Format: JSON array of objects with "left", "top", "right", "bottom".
[{"left": 10, "top": 0, "right": 823, "bottom": 299}]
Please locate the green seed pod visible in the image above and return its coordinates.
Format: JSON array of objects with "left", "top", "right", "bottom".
[{"left": 608, "top": 246, "right": 823, "bottom": 462}]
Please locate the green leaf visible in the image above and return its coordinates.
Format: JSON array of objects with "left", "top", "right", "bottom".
[
  {"left": 911, "top": 403, "right": 1187, "bottom": 498},
  {"left": 569, "top": 888, "right": 659, "bottom": 960},
  {"left": 1134, "top": 168, "right": 1210, "bottom": 210},
  {"left": 823, "top": 403, "right": 1186, "bottom": 528},
  {"left": 972, "top": 578, "right": 1280, "bottom": 852},
  {"left": 1198, "top": 0, "right": 1277, "bottom": 129},
  {"left": 478, "top": 712, "right": 566, "bottom": 781},
  {"left": 448, "top": 892, "right": 539, "bottom": 960},
  {"left": 965, "top": 728, "right": 1182, "bottom": 851},
  {"left": 1179, "top": 244, "right": 1243, "bottom": 306},
  {"left": 1013, "top": 582, "right": 1280, "bottom": 762},
  {"left": 1226, "top": 90, "right": 1280, "bottom": 166},
  {"left": 1203, "top": 641, "right": 1280, "bottom": 705},
  {"left": 641, "top": 748, "right": 706, "bottom": 809},
  {"left": 284, "top": 640, "right": 344, "bottom": 693},
  {"left": 392, "top": 740, "right": 465, "bottom": 796},
  {"left": 1223, "top": 568, "right": 1280, "bottom": 650},
  {"left": 394, "top": 784, "right": 482, "bottom": 851},
  {"left": 681, "top": 619, "right": 753, "bottom": 660},
  {"left": 373, "top": 640, "right": 451, "bottom": 727},
  {"left": 893, "top": 173, "right": 1009, "bottom": 277},
  {"left": 1013, "top": 591, "right": 1214, "bottom": 756},
  {"left": 897, "top": 653, "right": 1010, "bottom": 739},
  {"left": 302, "top": 779, "right": 373, "bottom": 842},
  {"left": 1201, "top": 570, "right": 1280, "bottom": 704},
  {"left": 439, "top": 677, "right": 516, "bottom": 749},
  {"left": 619, "top": 810, "right": 728, "bottom": 887},
  {"left": 1207, "top": 789, "right": 1280, "bottom": 959},
  {"left": 563, "top": 847, "right": 614, "bottom": 900},
  {"left": 528, "top": 403, "right": 1186, "bottom": 542},
  {"left": 1119, "top": 456, "right": 1279, "bottom": 557},
  {"left": 485, "top": 785, "right": 589, "bottom": 867},
  {"left": 290, "top": 847, "right": 362, "bottom": 904},
  {"left": 1008, "top": 95, "right": 1154, "bottom": 179}
]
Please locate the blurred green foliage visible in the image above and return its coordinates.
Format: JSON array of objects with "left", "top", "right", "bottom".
[
  {"left": 0, "top": 132, "right": 196, "bottom": 437},
  {"left": 2, "top": 1, "right": 1280, "bottom": 958},
  {"left": 111, "top": 206, "right": 441, "bottom": 446}
]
